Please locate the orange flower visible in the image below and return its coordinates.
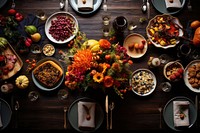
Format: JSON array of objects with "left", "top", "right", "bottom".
[
  {"left": 99, "top": 39, "right": 111, "bottom": 49},
  {"left": 104, "top": 76, "right": 114, "bottom": 88}
]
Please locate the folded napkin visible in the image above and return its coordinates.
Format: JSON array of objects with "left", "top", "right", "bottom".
[
  {"left": 77, "top": 0, "right": 94, "bottom": 11},
  {"left": 78, "top": 101, "right": 96, "bottom": 130},
  {"left": 165, "top": 0, "right": 182, "bottom": 10},
  {"left": 0, "top": 101, "right": 3, "bottom": 128},
  {"left": 173, "top": 101, "right": 190, "bottom": 127}
]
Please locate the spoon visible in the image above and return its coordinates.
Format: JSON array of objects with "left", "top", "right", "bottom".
[
  {"left": 141, "top": 0, "right": 147, "bottom": 13},
  {"left": 60, "top": 0, "right": 65, "bottom": 10}
]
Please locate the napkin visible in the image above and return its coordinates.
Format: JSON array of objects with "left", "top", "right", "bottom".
[
  {"left": 78, "top": 101, "right": 96, "bottom": 130},
  {"left": 165, "top": 0, "right": 182, "bottom": 10},
  {"left": 77, "top": 0, "right": 94, "bottom": 11},
  {"left": 173, "top": 101, "right": 190, "bottom": 127},
  {"left": 0, "top": 101, "right": 3, "bottom": 128}
]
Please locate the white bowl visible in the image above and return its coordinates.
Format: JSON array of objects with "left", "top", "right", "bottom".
[
  {"left": 130, "top": 69, "right": 157, "bottom": 96},
  {"left": 45, "top": 12, "right": 78, "bottom": 44},
  {"left": 146, "top": 14, "right": 184, "bottom": 49}
]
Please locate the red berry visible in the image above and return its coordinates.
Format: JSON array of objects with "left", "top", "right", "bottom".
[
  {"left": 169, "top": 74, "right": 176, "bottom": 80},
  {"left": 177, "top": 68, "right": 184, "bottom": 74}
]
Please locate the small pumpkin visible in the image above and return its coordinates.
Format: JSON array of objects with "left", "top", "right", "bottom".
[{"left": 15, "top": 75, "right": 29, "bottom": 89}]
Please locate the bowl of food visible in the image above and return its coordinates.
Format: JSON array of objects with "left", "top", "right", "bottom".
[
  {"left": 146, "top": 14, "right": 184, "bottom": 49},
  {"left": 43, "top": 44, "right": 55, "bottom": 56},
  {"left": 163, "top": 61, "right": 184, "bottom": 82},
  {"left": 123, "top": 33, "right": 148, "bottom": 58},
  {"left": 45, "top": 12, "right": 78, "bottom": 44},
  {"left": 129, "top": 69, "right": 157, "bottom": 96},
  {"left": 183, "top": 60, "right": 200, "bottom": 93}
]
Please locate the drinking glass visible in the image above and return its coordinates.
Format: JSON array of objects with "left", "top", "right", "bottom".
[
  {"left": 159, "top": 82, "right": 172, "bottom": 92},
  {"left": 159, "top": 54, "right": 171, "bottom": 66},
  {"left": 177, "top": 44, "right": 191, "bottom": 58},
  {"left": 113, "top": 16, "right": 128, "bottom": 33},
  {"left": 102, "top": 12, "right": 111, "bottom": 26},
  {"left": 102, "top": 25, "right": 110, "bottom": 37},
  {"left": 36, "top": 10, "right": 47, "bottom": 21},
  {"left": 57, "top": 89, "right": 69, "bottom": 101},
  {"left": 28, "top": 91, "right": 39, "bottom": 102}
]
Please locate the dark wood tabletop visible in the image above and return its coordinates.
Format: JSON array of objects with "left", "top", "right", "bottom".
[{"left": 0, "top": 0, "right": 200, "bottom": 132}]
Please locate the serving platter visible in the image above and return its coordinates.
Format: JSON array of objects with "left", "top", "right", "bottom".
[
  {"left": 1, "top": 42, "right": 23, "bottom": 80},
  {"left": 45, "top": 12, "right": 78, "bottom": 44},
  {"left": 146, "top": 14, "right": 184, "bottom": 49},
  {"left": 32, "top": 57, "right": 64, "bottom": 91},
  {"left": 123, "top": 33, "right": 148, "bottom": 58},
  {"left": 183, "top": 60, "right": 200, "bottom": 93}
]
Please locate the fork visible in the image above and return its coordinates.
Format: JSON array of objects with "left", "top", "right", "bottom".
[
  {"left": 63, "top": 106, "right": 68, "bottom": 129},
  {"left": 158, "top": 107, "right": 162, "bottom": 129},
  {"left": 109, "top": 102, "right": 115, "bottom": 130}
]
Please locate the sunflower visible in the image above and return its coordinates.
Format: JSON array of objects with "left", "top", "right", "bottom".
[{"left": 93, "top": 72, "right": 104, "bottom": 83}]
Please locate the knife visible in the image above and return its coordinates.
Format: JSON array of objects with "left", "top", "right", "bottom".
[
  {"left": 105, "top": 95, "right": 109, "bottom": 130},
  {"left": 195, "top": 94, "right": 199, "bottom": 127},
  {"left": 146, "top": 0, "right": 150, "bottom": 20}
]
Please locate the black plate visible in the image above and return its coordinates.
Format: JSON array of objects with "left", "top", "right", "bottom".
[{"left": 0, "top": 98, "right": 12, "bottom": 131}]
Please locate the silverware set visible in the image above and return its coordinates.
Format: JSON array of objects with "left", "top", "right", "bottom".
[
  {"left": 63, "top": 106, "right": 68, "bottom": 129},
  {"left": 105, "top": 95, "right": 115, "bottom": 130}
]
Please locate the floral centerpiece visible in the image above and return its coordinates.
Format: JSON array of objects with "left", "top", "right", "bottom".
[{"left": 59, "top": 32, "right": 133, "bottom": 99}]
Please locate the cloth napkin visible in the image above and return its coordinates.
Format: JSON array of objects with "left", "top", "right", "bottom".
[
  {"left": 0, "top": 101, "right": 3, "bottom": 128},
  {"left": 17, "top": 14, "right": 46, "bottom": 45},
  {"left": 173, "top": 101, "right": 190, "bottom": 127},
  {"left": 77, "top": 0, "right": 94, "bottom": 11},
  {"left": 165, "top": 0, "right": 182, "bottom": 10},
  {"left": 78, "top": 101, "right": 96, "bottom": 130}
]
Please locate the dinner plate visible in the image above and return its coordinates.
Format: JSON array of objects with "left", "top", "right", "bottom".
[
  {"left": 183, "top": 60, "right": 200, "bottom": 93},
  {"left": 123, "top": 33, "right": 148, "bottom": 58},
  {"left": 163, "top": 96, "right": 197, "bottom": 131},
  {"left": 69, "top": 0, "right": 102, "bottom": 15},
  {"left": 130, "top": 68, "right": 157, "bottom": 96},
  {"left": 68, "top": 97, "right": 104, "bottom": 132},
  {"left": 0, "top": 98, "right": 12, "bottom": 131},
  {"left": 151, "top": 0, "right": 186, "bottom": 15},
  {"left": 0, "top": 0, "right": 7, "bottom": 9},
  {"left": 45, "top": 12, "right": 78, "bottom": 44},
  {"left": 32, "top": 57, "right": 64, "bottom": 91}
]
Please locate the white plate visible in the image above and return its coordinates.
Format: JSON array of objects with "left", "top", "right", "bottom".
[
  {"left": 45, "top": 12, "right": 78, "bottom": 44},
  {"left": 123, "top": 33, "right": 148, "bottom": 58},
  {"left": 183, "top": 60, "right": 200, "bottom": 93},
  {"left": 146, "top": 14, "right": 184, "bottom": 49},
  {"left": 69, "top": 0, "right": 102, "bottom": 15},
  {"left": 130, "top": 68, "right": 157, "bottom": 96},
  {"left": 32, "top": 57, "right": 64, "bottom": 91}
]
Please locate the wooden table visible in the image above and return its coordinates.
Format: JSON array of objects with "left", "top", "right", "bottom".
[{"left": 0, "top": 0, "right": 200, "bottom": 132}]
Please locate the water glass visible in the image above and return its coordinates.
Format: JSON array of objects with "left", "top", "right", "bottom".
[
  {"left": 36, "top": 10, "right": 47, "bottom": 21},
  {"left": 57, "top": 89, "right": 69, "bottom": 101},
  {"left": 177, "top": 44, "right": 191, "bottom": 58},
  {"left": 113, "top": 16, "right": 128, "bottom": 33},
  {"left": 28, "top": 91, "right": 39, "bottom": 102},
  {"left": 102, "top": 25, "right": 110, "bottom": 37},
  {"left": 159, "top": 82, "right": 172, "bottom": 92},
  {"left": 102, "top": 12, "right": 111, "bottom": 26}
]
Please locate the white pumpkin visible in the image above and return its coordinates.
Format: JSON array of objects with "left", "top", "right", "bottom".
[{"left": 15, "top": 75, "right": 29, "bottom": 89}]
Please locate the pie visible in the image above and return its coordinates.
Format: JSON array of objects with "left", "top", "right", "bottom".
[{"left": 33, "top": 60, "right": 63, "bottom": 88}]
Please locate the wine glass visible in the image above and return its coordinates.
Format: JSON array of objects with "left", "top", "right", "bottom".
[
  {"left": 159, "top": 54, "right": 171, "bottom": 66},
  {"left": 28, "top": 91, "right": 39, "bottom": 102},
  {"left": 159, "top": 82, "right": 172, "bottom": 92},
  {"left": 36, "top": 9, "right": 47, "bottom": 21},
  {"left": 113, "top": 16, "right": 128, "bottom": 34},
  {"left": 57, "top": 89, "right": 69, "bottom": 101}
]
